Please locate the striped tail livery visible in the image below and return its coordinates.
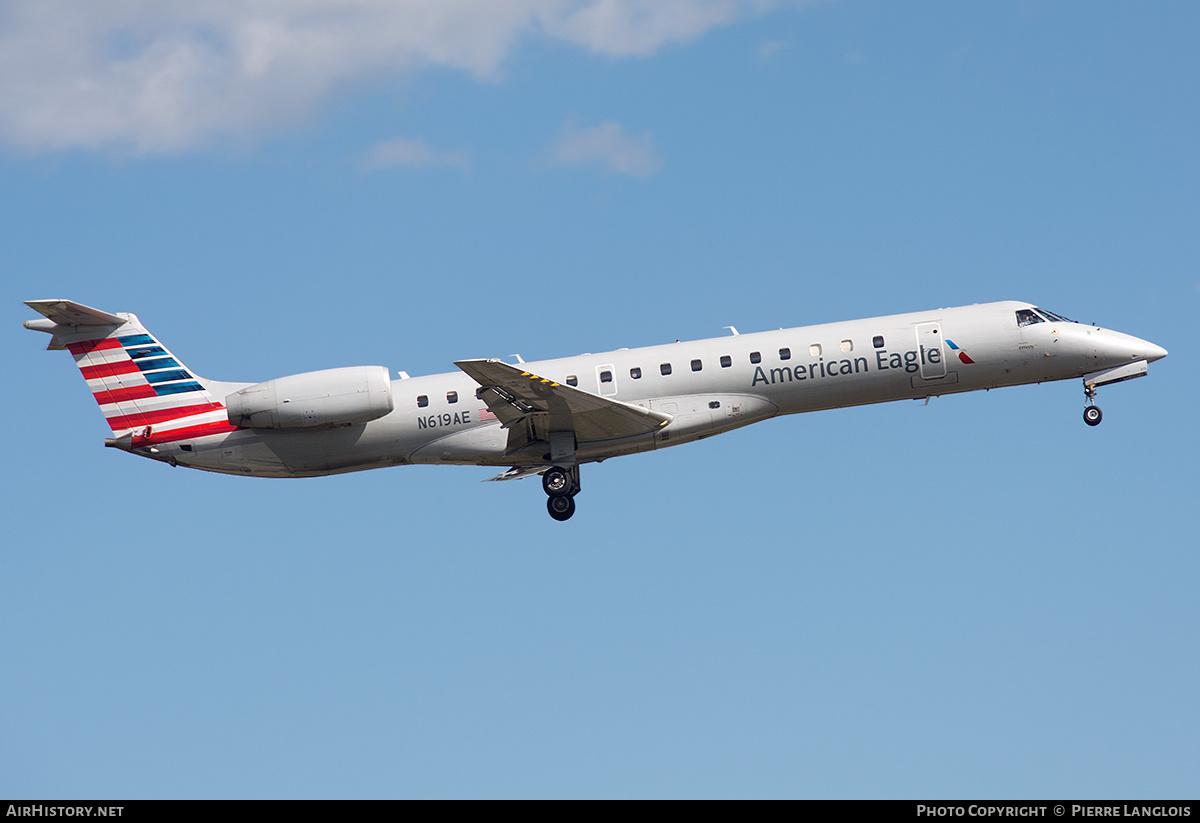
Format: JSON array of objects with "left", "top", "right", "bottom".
[{"left": 24, "top": 299, "right": 235, "bottom": 451}]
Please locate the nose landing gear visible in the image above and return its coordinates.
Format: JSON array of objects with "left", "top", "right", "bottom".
[
  {"left": 1083, "top": 384, "right": 1102, "bottom": 427},
  {"left": 543, "top": 464, "right": 581, "bottom": 521}
]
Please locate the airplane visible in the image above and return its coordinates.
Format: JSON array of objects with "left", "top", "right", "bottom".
[{"left": 25, "top": 298, "right": 1167, "bottom": 521}]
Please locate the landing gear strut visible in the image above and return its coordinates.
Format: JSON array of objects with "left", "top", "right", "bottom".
[
  {"left": 542, "top": 464, "right": 581, "bottom": 522},
  {"left": 1083, "top": 383, "right": 1102, "bottom": 427}
]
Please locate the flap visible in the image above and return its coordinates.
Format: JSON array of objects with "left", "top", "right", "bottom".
[{"left": 483, "top": 466, "right": 546, "bottom": 483}]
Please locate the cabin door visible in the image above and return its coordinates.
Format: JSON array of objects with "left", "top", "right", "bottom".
[{"left": 914, "top": 322, "right": 947, "bottom": 379}]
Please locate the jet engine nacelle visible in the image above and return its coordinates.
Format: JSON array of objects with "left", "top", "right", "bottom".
[{"left": 226, "top": 366, "right": 394, "bottom": 429}]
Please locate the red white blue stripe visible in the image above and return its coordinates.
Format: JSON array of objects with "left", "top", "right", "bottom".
[{"left": 67, "top": 324, "right": 232, "bottom": 441}]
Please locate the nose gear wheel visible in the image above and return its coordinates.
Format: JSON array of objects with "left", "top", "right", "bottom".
[{"left": 1082, "top": 383, "right": 1102, "bottom": 426}]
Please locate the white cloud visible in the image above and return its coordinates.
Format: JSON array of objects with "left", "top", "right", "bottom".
[
  {"left": 0, "top": 0, "right": 777, "bottom": 154},
  {"left": 551, "top": 120, "right": 661, "bottom": 178},
  {"left": 362, "top": 137, "right": 470, "bottom": 171},
  {"left": 544, "top": 0, "right": 772, "bottom": 57}
]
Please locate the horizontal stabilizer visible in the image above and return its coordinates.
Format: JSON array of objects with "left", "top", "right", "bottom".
[{"left": 25, "top": 299, "right": 126, "bottom": 327}]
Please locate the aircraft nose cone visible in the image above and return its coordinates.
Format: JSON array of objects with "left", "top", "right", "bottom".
[
  {"left": 1095, "top": 329, "right": 1168, "bottom": 366},
  {"left": 1145, "top": 342, "right": 1168, "bottom": 362},
  {"left": 1127, "top": 334, "right": 1168, "bottom": 362}
]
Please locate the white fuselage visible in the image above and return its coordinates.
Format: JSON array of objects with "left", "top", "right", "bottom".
[{"left": 161, "top": 301, "right": 1165, "bottom": 478}]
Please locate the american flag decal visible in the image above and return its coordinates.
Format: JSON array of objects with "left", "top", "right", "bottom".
[{"left": 478, "top": 407, "right": 499, "bottom": 422}]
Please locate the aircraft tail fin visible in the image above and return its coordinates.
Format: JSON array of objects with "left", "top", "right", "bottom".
[{"left": 25, "top": 299, "right": 231, "bottom": 441}]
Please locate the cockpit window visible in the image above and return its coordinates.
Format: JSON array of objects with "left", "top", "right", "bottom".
[
  {"left": 1016, "top": 309, "right": 1044, "bottom": 328},
  {"left": 1034, "top": 307, "right": 1075, "bottom": 323}
]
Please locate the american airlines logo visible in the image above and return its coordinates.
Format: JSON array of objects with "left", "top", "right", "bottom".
[{"left": 945, "top": 339, "right": 975, "bottom": 364}]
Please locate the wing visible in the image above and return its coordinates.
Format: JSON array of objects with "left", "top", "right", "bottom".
[{"left": 455, "top": 359, "right": 671, "bottom": 452}]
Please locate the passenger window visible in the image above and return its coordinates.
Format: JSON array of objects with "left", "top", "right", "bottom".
[
  {"left": 417, "top": 395, "right": 428, "bottom": 408},
  {"left": 720, "top": 355, "right": 732, "bottom": 368},
  {"left": 661, "top": 363, "right": 672, "bottom": 375},
  {"left": 566, "top": 375, "right": 578, "bottom": 386},
  {"left": 779, "top": 347, "right": 791, "bottom": 361},
  {"left": 809, "top": 344, "right": 822, "bottom": 357},
  {"left": 600, "top": 370, "right": 613, "bottom": 383},
  {"left": 446, "top": 391, "right": 458, "bottom": 404},
  {"left": 873, "top": 336, "right": 885, "bottom": 348},
  {"left": 691, "top": 359, "right": 702, "bottom": 372},
  {"left": 841, "top": 339, "right": 853, "bottom": 353},
  {"left": 630, "top": 367, "right": 642, "bottom": 379},
  {"left": 1016, "top": 309, "right": 1044, "bottom": 328},
  {"left": 749, "top": 351, "right": 761, "bottom": 364}
]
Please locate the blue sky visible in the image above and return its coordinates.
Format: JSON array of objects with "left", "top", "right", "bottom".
[{"left": 2, "top": 0, "right": 1197, "bottom": 799}]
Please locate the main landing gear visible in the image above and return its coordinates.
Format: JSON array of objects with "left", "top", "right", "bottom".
[
  {"left": 543, "top": 464, "right": 581, "bottom": 521},
  {"left": 1083, "top": 383, "right": 1103, "bottom": 427}
]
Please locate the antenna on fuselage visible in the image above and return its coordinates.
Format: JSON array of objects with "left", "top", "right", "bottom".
[
  {"left": 724, "top": 326, "right": 740, "bottom": 336},
  {"left": 510, "top": 354, "right": 525, "bottom": 364}
]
